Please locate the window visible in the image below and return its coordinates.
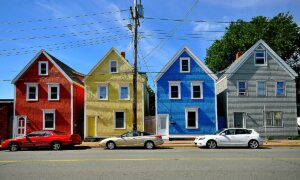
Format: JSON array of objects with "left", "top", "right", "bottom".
[
  {"left": 223, "top": 129, "right": 235, "bottom": 135},
  {"left": 237, "top": 81, "right": 247, "bottom": 96},
  {"left": 257, "top": 81, "right": 266, "bottom": 96},
  {"left": 110, "top": 60, "right": 118, "bottom": 73},
  {"left": 255, "top": 50, "right": 266, "bottom": 65},
  {"left": 185, "top": 108, "right": 198, "bottom": 129},
  {"left": 98, "top": 84, "right": 108, "bottom": 100},
  {"left": 266, "top": 112, "right": 283, "bottom": 127},
  {"left": 115, "top": 111, "right": 125, "bottom": 129},
  {"left": 38, "top": 61, "right": 48, "bottom": 75},
  {"left": 180, "top": 58, "right": 190, "bottom": 73},
  {"left": 191, "top": 81, "right": 203, "bottom": 99},
  {"left": 26, "top": 83, "right": 38, "bottom": 101},
  {"left": 276, "top": 82, "right": 285, "bottom": 96},
  {"left": 43, "top": 110, "right": 55, "bottom": 130},
  {"left": 119, "top": 85, "right": 129, "bottom": 100},
  {"left": 169, "top": 81, "right": 181, "bottom": 99},
  {"left": 48, "top": 84, "right": 60, "bottom": 100}
]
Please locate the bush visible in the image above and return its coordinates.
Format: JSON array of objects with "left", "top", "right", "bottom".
[{"left": 287, "top": 136, "right": 300, "bottom": 140}]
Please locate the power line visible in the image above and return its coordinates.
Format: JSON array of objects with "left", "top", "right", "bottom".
[
  {"left": 0, "top": 18, "right": 130, "bottom": 33},
  {"left": 141, "top": 0, "right": 200, "bottom": 61},
  {"left": 1, "top": 9, "right": 129, "bottom": 25},
  {"left": 0, "top": 26, "right": 130, "bottom": 42},
  {"left": 144, "top": 17, "right": 245, "bottom": 24}
]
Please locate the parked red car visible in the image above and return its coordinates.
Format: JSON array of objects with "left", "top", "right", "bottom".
[{"left": 1, "top": 131, "right": 82, "bottom": 151}]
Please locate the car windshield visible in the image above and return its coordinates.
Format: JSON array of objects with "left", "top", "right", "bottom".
[{"left": 214, "top": 129, "right": 224, "bottom": 135}]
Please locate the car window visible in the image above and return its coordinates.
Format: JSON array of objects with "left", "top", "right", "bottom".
[
  {"left": 123, "top": 132, "right": 139, "bottom": 137},
  {"left": 44, "top": 132, "right": 51, "bottom": 136},
  {"left": 246, "top": 130, "right": 252, "bottom": 134},
  {"left": 235, "top": 129, "right": 246, "bottom": 135},
  {"left": 141, "top": 132, "right": 151, "bottom": 136},
  {"left": 223, "top": 129, "right": 235, "bottom": 135},
  {"left": 28, "top": 132, "right": 44, "bottom": 137}
]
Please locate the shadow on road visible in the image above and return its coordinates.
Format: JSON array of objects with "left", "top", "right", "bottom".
[
  {"left": 0, "top": 146, "right": 91, "bottom": 152},
  {"left": 103, "top": 146, "right": 174, "bottom": 150}
]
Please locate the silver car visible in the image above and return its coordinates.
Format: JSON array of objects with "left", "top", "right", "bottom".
[{"left": 99, "top": 131, "right": 164, "bottom": 150}]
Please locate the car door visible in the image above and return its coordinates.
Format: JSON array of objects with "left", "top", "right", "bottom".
[
  {"left": 234, "top": 129, "right": 250, "bottom": 146},
  {"left": 135, "top": 131, "right": 148, "bottom": 146},
  {"left": 118, "top": 132, "right": 138, "bottom": 147},
  {"left": 217, "top": 129, "right": 236, "bottom": 146}
]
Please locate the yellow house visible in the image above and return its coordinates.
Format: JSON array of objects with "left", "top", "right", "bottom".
[{"left": 83, "top": 48, "right": 148, "bottom": 138}]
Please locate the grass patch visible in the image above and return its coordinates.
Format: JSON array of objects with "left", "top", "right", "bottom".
[{"left": 287, "top": 136, "right": 300, "bottom": 140}]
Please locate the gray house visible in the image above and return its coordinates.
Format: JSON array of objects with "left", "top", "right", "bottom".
[{"left": 217, "top": 39, "right": 298, "bottom": 137}]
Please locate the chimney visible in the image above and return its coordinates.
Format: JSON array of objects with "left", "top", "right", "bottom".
[
  {"left": 121, "top": 52, "right": 126, "bottom": 58},
  {"left": 235, "top": 51, "right": 244, "bottom": 60}
]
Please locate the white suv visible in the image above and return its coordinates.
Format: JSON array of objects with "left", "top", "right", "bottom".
[{"left": 194, "top": 128, "right": 264, "bottom": 149}]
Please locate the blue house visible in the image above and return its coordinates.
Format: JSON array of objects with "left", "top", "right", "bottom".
[{"left": 155, "top": 47, "right": 218, "bottom": 139}]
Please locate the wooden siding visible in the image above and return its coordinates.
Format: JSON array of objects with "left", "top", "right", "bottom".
[
  {"left": 226, "top": 52, "right": 297, "bottom": 136},
  {"left": 15, "top": 54, "right": 73, "bottom": 135},
  {"left": 85, "top": 50, "right": 146, "bottom": 137},
  {"left": 156, "top": 50, "right": 217, "bottom": 135}
]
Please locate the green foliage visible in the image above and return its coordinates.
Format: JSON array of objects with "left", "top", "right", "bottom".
[
  {"left": 287, "top": 136, "right": 300, "bottom": 140},
  {"left": 205, "top": 13, "right": 300, "bottom": 73}
]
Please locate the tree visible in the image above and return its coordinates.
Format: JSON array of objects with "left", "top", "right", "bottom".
[{"left": 205, "top": 13, "right": 300, "bottom": 73}]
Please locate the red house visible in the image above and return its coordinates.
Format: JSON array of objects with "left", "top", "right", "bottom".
[
  {"left": 0, "top": 99, "right": 14, "bottom": 141},
  {"left": 12, "top": 50, "right": 84, "bottom": 137}
]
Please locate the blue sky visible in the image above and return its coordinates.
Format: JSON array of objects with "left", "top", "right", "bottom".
[{"left": 0, "top": 0, "right": 299, "bottom": 99}]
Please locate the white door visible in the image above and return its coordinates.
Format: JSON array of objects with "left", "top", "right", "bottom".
[
  {"left": 15, "top": 116, "right": 26, "bottom": 137},
  {"left": 157, "top": 115, "right": 168, "bottom": 136}
]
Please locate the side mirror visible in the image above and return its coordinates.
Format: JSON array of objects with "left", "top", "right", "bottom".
[{"left": 221, "top": 133, "right": 226, "bottom": 136}]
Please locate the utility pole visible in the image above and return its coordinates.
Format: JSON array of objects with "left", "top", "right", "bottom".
[{"left": 130, "top": 0, "right": 143, "bottom": 131}]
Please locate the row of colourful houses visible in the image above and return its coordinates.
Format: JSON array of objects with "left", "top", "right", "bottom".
[{"left": 4, "top": 39, "right": 298, "bottom": 141}]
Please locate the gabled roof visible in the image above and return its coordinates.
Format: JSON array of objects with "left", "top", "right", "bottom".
[
  {"left": 154, "top": 46, "right": 217, "bottom": 82},
  {"left": 12, "top": 50, "right": 84, "bottom": 86},
  {"left": 83, "top": 47, "right": 132, "bottom": 82},
  {"left": 219, "top": 39, "right": 298, "bottom": 81}
]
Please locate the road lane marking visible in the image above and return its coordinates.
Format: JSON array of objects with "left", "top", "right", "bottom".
[{"left": 1, "top": 157, "right": 300, "bottom": 163}]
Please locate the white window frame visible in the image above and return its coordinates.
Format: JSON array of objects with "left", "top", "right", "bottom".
[
  {"left": 191, "top": 81, "right": 203, "bottom": 99},
  {"left": 254, "top": 50, "right": 267, "bottom": 66},
  {"left": 48, "top": 83, "right": 60, "bottom": 101},
  {"left": 119, "top": 84, "right": 130, "bottom": 100},
  {"left": 256, "top": 81, "right": 266, "bottom": 96},
  {"left": 265, "top": 111, "right": 283, "bottom": 127},
  {"left": 114, "top": 110, "right": 126, "bottom": 129},
  {"left": 110, "top": 60, "right": 118, "bottom": 73},
  {"left": 97, "top": 84, "right": 108, "bottom": 100},
  {"left": 43, "top": 109, "right": 56, "bottom": 130},
  {"left": 26, "top": 83, "right": 38, "bottom": 101},
  {"left": 180, "top": 57, "right": 190, "bottom": 73},
  {"left": 169, "top": 81, "right": 181, "bottom": 99},
  {"left": 38, "top": 61, "right": 49, "bottom": 76},
  {"left": 276, "top": 81, "right": 286, "bottom": 96},
  {"left": 185, "top": 107, "right": 198, "bottom": 129},
  {"left": 237, "top": 81, "right": 247, "bottom": 96}
]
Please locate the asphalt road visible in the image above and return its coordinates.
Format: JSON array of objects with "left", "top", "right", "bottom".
[{"left": 0, "top": 146, "right": 299, "bottom": 180}]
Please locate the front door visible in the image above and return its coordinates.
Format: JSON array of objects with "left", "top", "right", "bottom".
[
  {"left": 16, "top": 116, "right": 26, "bottom": 137},
  {"left": 234, "top": 113, "right": 244, "bottom": 128},
  {"left": 157, "top": 115, "right": 168, "bottom": 136}
]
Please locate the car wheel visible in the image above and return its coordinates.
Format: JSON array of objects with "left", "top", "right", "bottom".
[
  {"left": 248, "top": 140, "right": 259, "bottom": 149},
  {"left": 106, "top": 141, "right": 116, "bottom": 150},
  {"left": 9, "top": 142, "right": 19, "bottom": 152},
  {"left": 206, "top": 140, "right": 217, "bottom": 149},
  {"left": 145, "top": 141, "right": 155, "bottom": 149},
  {"left": 51, "top": 141, "right": 62, "bottom": 150}
]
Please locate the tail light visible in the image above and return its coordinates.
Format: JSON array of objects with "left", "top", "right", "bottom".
[{"left": 155, "top": 135, "right": 162, "bottom": 139}]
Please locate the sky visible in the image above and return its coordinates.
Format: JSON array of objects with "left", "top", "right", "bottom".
[{"left": 0, "top": 0, "right": 299, "bottom": 99}]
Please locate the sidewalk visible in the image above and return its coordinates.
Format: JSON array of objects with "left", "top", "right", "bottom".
[{"left": 80, "top": 140, "right": 300, "bottom": 148}]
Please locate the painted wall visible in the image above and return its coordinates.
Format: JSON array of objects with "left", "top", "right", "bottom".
[
  {"left": 15, "top": 54, "right": 72, "bottom": 135},
  {"left": 73, "top": 83, "right": 84, "bottom": 136},
  {"left": 85, "top": 50, "right": 147, "bottom": 137},
  {"left": 0, "top": 102, "right": 13, "bottom": 140},
  {"left": 157, "top": 51, "right": 217, "bottom": 135}
]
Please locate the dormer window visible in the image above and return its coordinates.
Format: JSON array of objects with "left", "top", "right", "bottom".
[
  {"left": 255, "top": 50, "right": 266, "bottom": 66},
  {"left": 38, "top": 61, "right": 48, "bottom": 75},
  {"left": 110, "top": 60, "right": 118, "bottom": 73},
  {"left": 180, "top": 58, "right": 190, "bottom": 73}
]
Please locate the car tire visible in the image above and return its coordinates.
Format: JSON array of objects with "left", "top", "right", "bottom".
[
  {"left": 51, "top": 141, "right": 62, "bottom": 150},
  {"left": 145, "top": 141, "right": 155, "bottom": 149},
  {"left": 8, "top": 142, "right": 19, "bottom": 152},
  {"left": 106, "top": 141, "right": 116, "bottom": 150},
  {"left": 248, "top": 140, "right": 259, "bottom": 149},
  {"left": 206, "top": 140, "right": 217, "bottom": 149}
]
